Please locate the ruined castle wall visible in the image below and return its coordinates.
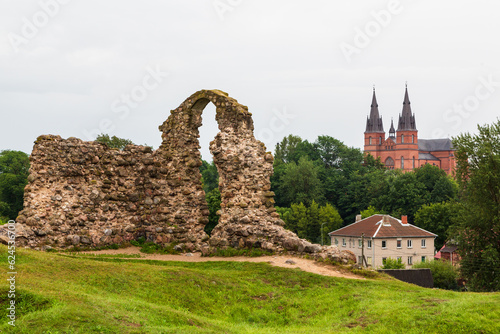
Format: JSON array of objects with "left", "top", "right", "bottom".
[
  {"left": 16, "top": 135, "right": 208, "bottom": 250},
  {"left": 13, "top": 89, "right": 348, "bottom": 257}
]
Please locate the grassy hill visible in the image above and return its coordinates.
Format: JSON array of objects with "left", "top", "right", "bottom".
[{"left": 1, "top": 245, "right": 499, "bottom": 333}]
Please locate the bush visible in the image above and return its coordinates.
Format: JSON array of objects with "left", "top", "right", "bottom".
[
  {"left": 413, "top": 260, "right": 459, "bottom": 290},
  {"left": 382, "top": 257, "right": 405, "bottom": 269}
]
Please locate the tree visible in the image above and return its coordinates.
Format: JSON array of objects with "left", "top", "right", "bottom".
[
  {"left": 279, "top": 156, "right": 325, "bottom": 206},
  {"left": 95, "top": 134, "right": 134, "bottom": 150},
  {"left": 284, "top": 202, "right": 308, "bottom": 238},
  {"left": 0, "top": 150, "right": 30, "bottom": 220},
  {"left": 451, "top": 121, "right": 500, "bottom": 291},
  {"left": 371, "top": 170, "right": 428, "bottom": 222},
  {"left": 319, "top": 203, "right": 343, "bottom": 245},
  {"left": 414, "top": 202, "right": 459, "bottom": 250},
  {"left": 314, "top": 135, "right": 364, "bottom": 172},
  {"left": 274, "top": 134, "right": 303, "bottom": 164},
  {"left": 282, "top": 202, "right": 342, "bottom": 244},
  {"left": 360, "top": 206, "right": 382, "bottom": 219},
  {"left": 204, "top": 188, "right": 221, "bottom": 235},
  {"left": 200, "top": 160, "right": 219, "bottom": 194},
  {"left": 414, "top": 164, "right": 457, "bottom": 202}
]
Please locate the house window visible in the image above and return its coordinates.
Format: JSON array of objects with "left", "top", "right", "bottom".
[
  {"left": 342, "top": 238, "right": 346, "bottom": 247},
  {"left": 397, "top": 240, "right": 402, "bottom": 248},
  {"left": 369, "top": 137, "right": 372, "bottom": 145},
  {"left": 367, "top": 240, "right": 372, "bottom": 249},
  {"left": 412, "top": 134, "right": 415, "bottom": 143},
  {"left": 412, "top": 156, "right": 415, "bottom": 169},
  {"left": 421, "top": 256, "right": 426, "bottom": 263},
  {"left": 408, "top": 256, "right": 413, "bottom": 265},
  {"left": 334, "top": 238, "right": 338, "bottom": 245},
  {"left": 421, "top": 239, "right": 426, "bottom": 248},
  {"left": 382, "top": 257, "right": 387, "bottom": 265},
  {"left": 379, "top": 137, "right": 382, "bottom": 145},
  {"left": 382, "top": 240, "right": 387, "bottom": 249},
  {"left": 401, "top": 134, "right": 404, "bottom": 143},
  {"left": 407, "top": 240, "right": 413, "bottom": 248},
  {"left": 358, "top": 256, "right": 363, "bottom": 264},
  {"left": 401, "top": 156, "right": 405, "bottom": 169},
  {"left": 358, "top": 239, "right": 362, "bottom": 247},
  {"left": 367, "top": 257, "right": 372, "bottom": 266}
]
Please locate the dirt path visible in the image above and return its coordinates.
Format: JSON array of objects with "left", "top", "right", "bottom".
[{"left": 81, "top": 247, "right": 364, "bottom": 280}]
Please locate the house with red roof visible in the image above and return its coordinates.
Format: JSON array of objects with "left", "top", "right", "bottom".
[
  {"left": 329, "top": 214, "right": 437, "bottom": 268},
  {"left": 435, "top": 243, "right": 460, "bottom": 266}
]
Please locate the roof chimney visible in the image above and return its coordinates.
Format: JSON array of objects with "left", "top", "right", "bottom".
[
  {"left": 382, "top": 215, "right": 391, "bottom": 226},
  {"left": 356, "top": 214, "right": 362, "bottom": 222},
  {"left": 402, "top": 215, "right": 408, "bottom": 224}
]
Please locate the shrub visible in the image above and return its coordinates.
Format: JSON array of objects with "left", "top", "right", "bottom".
[
  {"left": 413, "top": 260, "right": 459, "bottom": 290},
  {"left": 382, "top": 257, "right": 405, "bottom": 269}
]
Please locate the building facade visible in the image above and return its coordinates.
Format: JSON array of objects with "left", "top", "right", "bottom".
[
  {"left": 329, "top": 214, "right": 436, "bottom": 269},
  {"left": 364, "top": 86, "right": 456, "bottom": 175}
]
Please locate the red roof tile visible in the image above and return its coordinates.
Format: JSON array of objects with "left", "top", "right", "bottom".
[{"left": 328, "top": 214, "right": 436, "bottom": 238}]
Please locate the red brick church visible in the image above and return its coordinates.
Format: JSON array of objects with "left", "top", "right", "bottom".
[{"left": 364, "top": 86, "right": 456, "bottom": 175}]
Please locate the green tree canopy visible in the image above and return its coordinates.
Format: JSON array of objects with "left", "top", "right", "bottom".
[
  {"left": 452, "top": 120, "right": 500, "bottom": 291},
  {"left": 200, "top": 160, "right": 219, "bottom": 194},
  {"left": 282, "top": 201, "right": 342, "bottom": 245},
  {"left": 279, "top": 156, "right": 325, "bottom": 206},
  {"left": 204, "top": 188, "right": 221, "bottom": 235},
  {"left": 0, "top": 150, "right": 30, "bottom": 220},
  {"left": 360, "top": 206, "right": 382, "bottom": 219},
  {"left": 414, "top": 202, "right": 460, "bottom": 250},
  {"left": 95, "top": 134, "right": 134, "bottom": 150},
  {"left": 274, "top": 134, "right": 304, "bottom": 164}
]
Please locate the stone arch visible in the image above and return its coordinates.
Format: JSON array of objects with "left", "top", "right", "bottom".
[{"left": 158, "top": 90, "right": 283, "bottom": 249}]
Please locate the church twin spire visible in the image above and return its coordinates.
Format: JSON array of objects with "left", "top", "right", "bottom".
[{"left": 366, "top": 84, "right": 417, "bottom": 134}]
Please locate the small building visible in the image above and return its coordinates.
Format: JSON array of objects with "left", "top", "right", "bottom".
[
  {"left": 435, "top": 243, "right": 460, "bottom": 266},
  {"left": 328, "top": 214, "right": 437, "bottom": 268}
]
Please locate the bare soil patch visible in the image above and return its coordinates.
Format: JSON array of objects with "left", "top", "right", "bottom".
[{"left": 81, "top": 247, "right": 364, "bottom": 280}]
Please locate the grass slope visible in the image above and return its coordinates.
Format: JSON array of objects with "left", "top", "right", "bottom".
[{"left": 0, "top": 245, "right": 499, "bottom": 333}]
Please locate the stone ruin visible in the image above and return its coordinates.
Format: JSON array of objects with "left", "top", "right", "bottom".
[{"left": 6, "top": 89, "right": 355, "bottom": 262}]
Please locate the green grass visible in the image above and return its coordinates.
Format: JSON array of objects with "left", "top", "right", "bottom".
[
  {"left": 0, "top": 245, "right": 498, "bottom": 333},
  {"left": 205, "top": 247, "right": 273, "bottom": 257}
]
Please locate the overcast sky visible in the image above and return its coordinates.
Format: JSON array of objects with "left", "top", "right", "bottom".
[{"left": 1, "top": 0, "right": 499, "bottom": 160}]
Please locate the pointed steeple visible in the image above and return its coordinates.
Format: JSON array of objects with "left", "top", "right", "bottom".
[
  {"left": 397, "top": 84, "right": 417, "bottom": 131},
  {"left": 365, "top": 87, "right": 384, "bottom": 133},
  {"left": 389, "top": 118, "right": 396, "bottom": 138}
]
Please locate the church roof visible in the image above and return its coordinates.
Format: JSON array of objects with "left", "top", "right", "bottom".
[
  {"left": 419, "top": 153, "right": 440, "bottom": 161},
  {"left": 418, "top": 139, "right": 454, "bottom": 152},
  {"left": 397, "top": 86, "right": 417, "bottom": 131},
  {"left": 365, "top": 89, "right": 385, "bottom": 133}
]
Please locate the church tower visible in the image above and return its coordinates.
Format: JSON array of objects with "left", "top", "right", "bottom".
[
  {"left": 364, "top": 88, "right": 385, "bottom": 156},
  {"left": 396, "top": 85, "right": 419, "bottom": 170}
]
